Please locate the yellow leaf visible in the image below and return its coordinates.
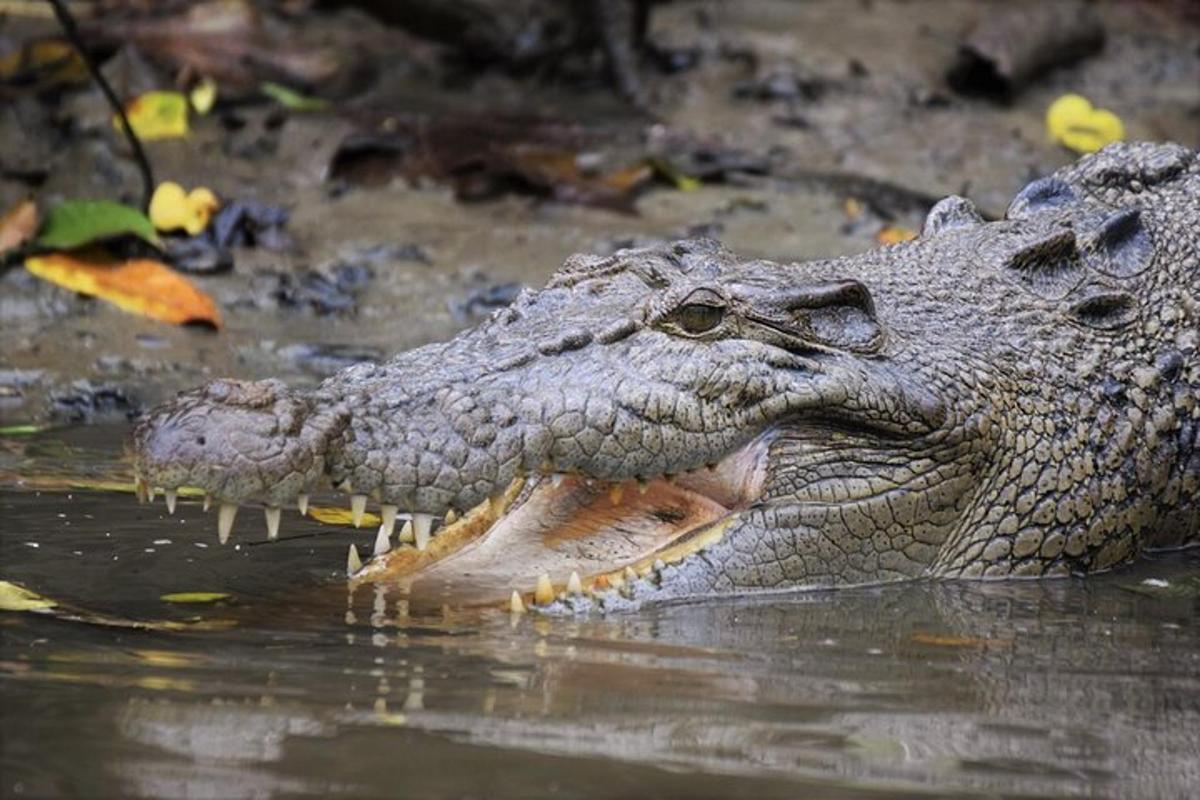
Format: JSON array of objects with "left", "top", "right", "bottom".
[
  {"left": 24, "top": 251, "right": 221, "bottom": 328},
  {"left": 0, "top": 199, "right": 38, "bottom": 256},
  {"left": 150, "top": 182, "right": 220, "bottom": 235},
  {"left": 910, "top": 631, "right": 997, "bottom": 648},
  {"left": 1046, "top": 93, "right": 1124, "bottom": 154},
  {"left": 117, "top": 90, "right": 190, "bottom": 141},
  {"left": 876, "top": 225, "right": 916, "bottom": 245},
  {"left": 0, "top": 581, "right": 57, "bottom": 611},
  {"left": 160, "top": 592, "right": 231, "bottom": 604},
  {"left": 189, "top": 77, "right": 218, "bottom": 115},
  {"left": 309, "top": 506, "right": 381, "bottom": 528}
]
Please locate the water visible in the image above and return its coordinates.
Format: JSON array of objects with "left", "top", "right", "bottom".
[{"left": 1, "top": 427, "right": 1198, "bottom": 799}]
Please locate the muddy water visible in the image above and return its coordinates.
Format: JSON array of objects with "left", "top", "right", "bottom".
[{"left": 1, "top": 426, "right": 1197, "bottom": 799}]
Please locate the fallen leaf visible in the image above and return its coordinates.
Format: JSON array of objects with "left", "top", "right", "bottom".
[
  {"left": 309, "top": 506, "right": 381, "bottom": 528},
  {"left": 0, "top": 424, "right": 46, "bottom": 436},
  {"left": 24, "top": 251, "right": 221, "bottom": 328},
  {"left": 120, "top": 90, "right": 190, "bottom": 141},
  {"left": 649, "top": 158, "right": 702, "bottom": 191},
  {"left": 189, "top": 77, "right": 218, "bottom": 114},
  {"left": 37, "top": 200, "right": 161, "bottom": 250},
  {"left": 161, "top": 592, "right": 232, "bottom": 604},
  {"left": 0, "top": 581, "right": 57, "bottom": 612},
  {"left": 260, "top": 81, "right": 329, "bottom": 111},
  {"left": 82, "top": 0, "right": 353, "bottom": 94},
  {"left": 910, "top": 631, "right": 996, "bottom": 648},
  {"left": 876, "top": 225, "right": 917, "bottom": 245},
  {"left": 0, "top": 199, "right": 38, "bottom": 257},
  {"left": 1046, "top": 93, "right": 1124, "bottom": 154},
  {"left": 329, "top": 113, "right": 654, "bottom": 210},
  {"left": 0, "top": 38, "right": 88, "bottom": 90},
  {"left": 150, "top": 182, "right": 220, "bottom": 236}
]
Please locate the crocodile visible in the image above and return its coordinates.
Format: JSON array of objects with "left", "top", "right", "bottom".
[{"left": 132, "top": 142, "right": 1200, "bottom": 612}]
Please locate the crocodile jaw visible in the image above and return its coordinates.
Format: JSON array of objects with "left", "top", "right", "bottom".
[{"left": 352, "top": 433, "right": 771, "bottom": 611}]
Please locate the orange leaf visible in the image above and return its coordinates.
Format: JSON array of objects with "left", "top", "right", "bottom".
[
  {"left": 0, "top": 199, "right": 38, "bottom": 257},
  {"left": 876, "top": 225, "right": 916, "bottom": 245},
  {"left": 24, "top": 251, "right": 221, "bottom": 328},
  {"left": 910, "top": 632, "right": 1000, "bottom": 648}
]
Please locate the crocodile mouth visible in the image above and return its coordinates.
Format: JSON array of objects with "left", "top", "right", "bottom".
[{"left": 354, "top": 435, "right": 771, "bottom": 612}]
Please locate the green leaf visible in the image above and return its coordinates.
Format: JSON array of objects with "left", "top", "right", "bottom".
[
  {"left": 37, "top": 200, "right": 161, "bottom": 250},
  {"left": 260, "top": 81, "right": 329, "bottom": 112},
  {"left": 0, "top": 424, "right": 45, "bottom": 435},
  {"left": 160, "top": 592, "right": 232, "bottom": 604},
  {"left": 0, "top": 581, "right": 57, "bottom": 611}
]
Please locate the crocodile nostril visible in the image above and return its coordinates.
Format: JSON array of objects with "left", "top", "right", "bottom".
[{"left": 196, "top": 436, "right": 206, "bottom": 446}]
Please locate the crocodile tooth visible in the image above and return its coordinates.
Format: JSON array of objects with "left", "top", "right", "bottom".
[
  {"left": 551, "top": 473, "right": 565, "bottom": 488},
  {"left": 412, "top": 513, "right": 432, "bottom": 551},
  {"left": 510, "top": 590, "right": 526, "bottom": 615},
  {"left": 623, "top": 566, "right": 638, "bottom": 583},
  {"left": 609, "top": 484, "right": 624, "bottom": 505},
  {"left": 351, "top": 494, "right": 368, "bottom": 528},
  {"left": 566, "top": 571, "right": 583, "bottom": 595},
  {"left": 165, "top": 489, "right": 178, "bottom": 515},
  {"left": 380, "top": 504, "right": 398, "bottom": 539},
  {"left": 134, "top": 476, "right": 149, "bottom": 504},
  {"left": 398, "top": 520, "right": 415, "bottom": 543},
  {"left": 297, "top": 494, "right": 309, "bottom": 516},
  {"left": 218, "top": 504, "right": 238, "bottom": 544},
  {"left": 265, "top": 506, "right": 281, "bottom": 541},
  {"left": 203, "top": 494, "right": 211, "bottom": 512},
  {"left": 534, "top": 573, "right": 555, "bottom": 605},
  {"left": 346, "top": 544, "right": 362, "bottom": 575},
  {"left": 636, "top": 478, "right": 649, "bottom": 494},
  {"left": 444, "top": 509, "right": 458, "bottom": 525},
  {"left": 373, "top": 524, "right": 391, "bottom": 556},
  {"left": 338, "top": 479, "right": 353, "bottom": 493}
]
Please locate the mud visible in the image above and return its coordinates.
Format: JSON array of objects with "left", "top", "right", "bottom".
[{"left": 2, "top": 0, "right": 1197, "bottom": 425}]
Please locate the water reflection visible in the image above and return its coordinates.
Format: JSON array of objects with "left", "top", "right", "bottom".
[{"left": 1, "top": 428, "right": 1198, "bottom": 798}]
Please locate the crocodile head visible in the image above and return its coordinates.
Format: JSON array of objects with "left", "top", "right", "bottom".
[{"left": 133, "top": 143, "right": 1200, "bottom": 611}]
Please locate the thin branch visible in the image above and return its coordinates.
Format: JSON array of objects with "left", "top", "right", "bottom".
[{"left": 46, "top": 0, "right": 155, "bottom": 211}]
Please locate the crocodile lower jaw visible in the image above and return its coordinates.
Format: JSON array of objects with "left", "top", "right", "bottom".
[{"left": 351, "top": 438, "right": 770, "bottom": 612}]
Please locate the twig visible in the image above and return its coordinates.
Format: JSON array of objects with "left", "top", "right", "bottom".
[{"left": 46, "top": 0, "right": 155, "bottom": 211}]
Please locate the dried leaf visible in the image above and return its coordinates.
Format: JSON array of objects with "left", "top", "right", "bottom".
[
  {"left": 84, "top": 0, "right": 351, "bottom": 94},
  {"left": 0, "top": 581, "right": 57, "bottom": 612},
  {"left": 876, "top": 225, "right": 917, "bottom": 245},
  {"left": 260, "top": 81, "right": 329, "bottom": 111},
  {"left": 161, "top": 592, "right": 231, "bottom": 604},
  {"left": 329, "top": 114, "right": 654, "bottom": 211},
  {"left": 150, "top": 182, "right": 220, "bottom": 236},
  {"left": 37, "top": 200, "right": 161, "bottom": 250},
  {"left": 0, "top": 199, "right": 38, "bottom": 257},
  {"left": 25, "top": 251, "right": 221, "bottom": 328},
  {"left": 1046, "top": 93, "right": 1124, "bottom": 154},
  {"left": 0, "top": 38, "right": 88, "bottom": 89},
  {"left": 119, "top": 90, "right": 190, "bottom": 141},
  {"left": 910, "top": 631, "right": 996, "bottom": 648},
  {"left": 309, "top": 506, "right": 381, "bottom": 528}
]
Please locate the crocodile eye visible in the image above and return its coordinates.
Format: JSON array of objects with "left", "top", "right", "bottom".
[{"left": 674, "top": 303, "right": 725, "bottom": 334}]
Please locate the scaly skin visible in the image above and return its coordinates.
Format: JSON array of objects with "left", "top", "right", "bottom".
[{"left": 133, "top": 142, "right": 1199, "bottom": 607}]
